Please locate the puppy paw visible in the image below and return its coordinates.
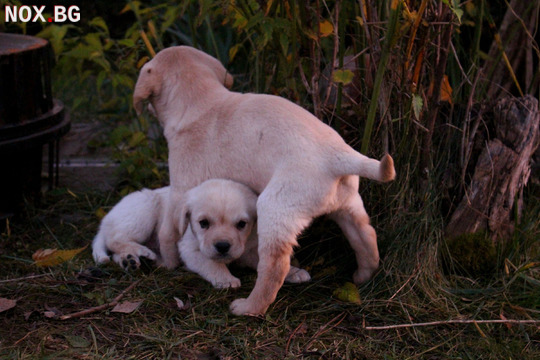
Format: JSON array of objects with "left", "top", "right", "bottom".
[
  {"left": 113, "top": 254, "right": 140, "bottom": 271},
  {"left": 285, "top": 267, "right": 311, "bottom": 283},
  {"left": 230, "top": 298, "right": 261, "bottom": 316},
  {"left": 93, "top": 254, "right": 110, "bottom": 265},
  {"left": 138, "top": 248, "right": 158, "bottom": 261},
  {"left": 212, "top": 276, "right": 241, "bottom": 289},
  {"left": 353, "top": 267, "right": 377, "bottom": 284},
  {"left": 122, "top": 254, "right": 140, "bottom": 271}
]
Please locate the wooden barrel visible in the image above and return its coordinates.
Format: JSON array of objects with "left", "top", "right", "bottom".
[{"left": 0, "top": 33, "right": 71, "bottom": 216}]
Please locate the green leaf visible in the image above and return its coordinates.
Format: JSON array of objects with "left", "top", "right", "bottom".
[
  {"left": 96, "top": 71, "right": 107, "bottom": 92},
  {"left": 129, "top": 132, "right": 147, "bottom": 148},
  {"left": 332, "top": 69, "right": 355, "bottom": 85},
  {"left": 65, "top": 335, "right": 91, "bottom": 348},
  {"left": 84, "top": 33, "right": 103, "bottom": 52},
  {"left": 412, "top": 94, "right": 423, "bottom": 120},
  {"left": 161, "top": 7, "right": 179, "bottom": 33},
  {"left": 442, "top": 0, "right": 463, "bottom": 23},
  {"left": 279, "top": 32, "right": 289, "bottom": 57},
  {"left": 89, "top": 16, "right": 109, "bottom": 35},
  {"left": 117, "top": 39, "right": 135, "bottom": 47},
  {"left": 333, "top": 282, "right": 362, "bottom": 304},
  {"left": 63, "top": 43, "right": 94, "bottom": 59},
  {"left": 229, "top": 44, "right": 241, "bottom": 62}
]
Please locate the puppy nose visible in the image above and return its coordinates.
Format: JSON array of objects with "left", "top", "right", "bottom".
[{"left": 214, "top": 241, "right": 231, "bottom": 254}]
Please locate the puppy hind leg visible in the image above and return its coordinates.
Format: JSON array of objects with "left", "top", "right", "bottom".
[
  {"left": 230, "top": 197, "right": 311, "bottom": 315},
  {"left": 230, "top": 240, "right": 294, "bottom": 316},
  {"left": 108, "top": 241, "right": 157, "bottom": 271},
  {"left": 236, "top": 240, "right": 311, "bottom": 284},
  {"left": 285, "top": 266, "right": 311, "bottom": 283},
  {"left": 330, "top": 194, "right": 380, "bottom": 284}
]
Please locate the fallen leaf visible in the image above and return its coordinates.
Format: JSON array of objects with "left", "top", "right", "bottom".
[
  {"left": 43, "top": 305, "right": 62, "bottom": 319},
  {"left": 24, "top": 310, "right": 38, "bottom": 321},
  {"left": 112, "top": 300, "right": 142, "bottom": 314},
  {"left": 32, "top": 248, "right": 57, "bottom": 260},
  {"left": 33, "top": 245, "right": 88, "bottom": 267},
  {"left": 44, "top": 311, "right": 57, "bottom": 318},
  {"left": 0, "top": 298, "right": 16, "bottom": 313},
  {"left": 500, "top": 313, "right": 512, "bottom": 330},
  {"left": 95, "top": 207, "right": 107, "bottom": 220},
  {"left": 333, "top": 282, "right": 362, "bottom": 305},
  {"left": 174, "top": 296, "right": 189, "bottom": 311}
]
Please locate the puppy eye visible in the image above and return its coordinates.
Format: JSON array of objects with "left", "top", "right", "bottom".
[
  {"left": 236, "top": 220, "right": 247, "bottom": 230},
  {"left": 199, "top": 219, "right": 210, "bottom": 229}
]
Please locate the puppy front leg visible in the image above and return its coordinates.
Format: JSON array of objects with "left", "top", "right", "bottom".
[
  {"left": 158, "top": 199, "right": 181, "bottom": 269},
  {"left": 183, "top": 251, "right": 241, "bottom": 289}
]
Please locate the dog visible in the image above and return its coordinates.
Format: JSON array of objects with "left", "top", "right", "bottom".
[
  {"left": 133, "top": 46, "right": 396, "bottom": 316},
  {"left": 178, "top": 179, "right": 311, "bottom": 288},
  {"left": 92, "top": 179, "right": 310, "bottom": 287},
  {"left": 92, "top": 187, "right": 165, "bottom": 270}
]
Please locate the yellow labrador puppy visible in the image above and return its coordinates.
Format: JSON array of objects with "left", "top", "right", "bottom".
[
  {"left": 92, "top": 179, "right": 310, "bottom": 287},
  {"left": 179, "top": 179, "right": 310, "bottom": 288},
  {"left": 92, "top": 187, "right": 165, "bottom": 270},
  {"left": 133, "top": 46, "right": 396, "bottom": 316}
]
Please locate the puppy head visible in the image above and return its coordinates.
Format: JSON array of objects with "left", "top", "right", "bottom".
[
  {"left": 133, "top": 46, "right": 234, "bottom": 117},
  {"left": 182, "top": 179, "right": 257, "bottom": 263}
]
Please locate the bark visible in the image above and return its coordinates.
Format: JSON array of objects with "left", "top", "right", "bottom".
[
  {"left": 482, "top": 0, "right": 539, "bottom": 99},
  {"left": 446, "top": 95, "right": 539, "bottom": 240}
]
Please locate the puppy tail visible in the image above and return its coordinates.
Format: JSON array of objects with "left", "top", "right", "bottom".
[
  {"left": 332, "top": 152, "right": 396, "bottom": 182},
  {"left": 92, "top": 232, "right": 110, "bottom": 264}
]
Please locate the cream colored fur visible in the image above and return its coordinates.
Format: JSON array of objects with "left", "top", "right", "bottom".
[
  {"left": 178, "top": 179, "right": 310, "bottom": 288},
  {"left": 92, "top": 187, "right": 167, "bottom": 269},
  {"left": 133, "top": 46, "right": 396, "bottom": 316}
]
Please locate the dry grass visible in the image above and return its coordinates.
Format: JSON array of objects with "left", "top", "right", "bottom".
[{"left": 1, "top": 185, "right": 538, "bottom": 359}]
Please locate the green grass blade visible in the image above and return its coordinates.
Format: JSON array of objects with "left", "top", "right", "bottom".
[{"left": 361, "top": 0, "right": 402, "bottom": 154}]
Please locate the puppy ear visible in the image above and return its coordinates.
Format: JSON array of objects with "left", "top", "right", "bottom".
[
  {"left": 177, "top": 199, "right": 191, "bottom": 237},
  {"left": 133, "top": 63, "right": 158, "bottom": 115},
  {"left": 205, "top": 55, "right": 233, "bottom": 89}
]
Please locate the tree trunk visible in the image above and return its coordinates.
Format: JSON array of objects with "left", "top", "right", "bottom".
[{"left": 446, "top": 96, "right": 539, "bottom": 241}]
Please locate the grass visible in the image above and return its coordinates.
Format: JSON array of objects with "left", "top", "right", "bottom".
[
  {"left": 1, "top": 2, "right": 538, "bottom": 357},
  {"left": 1, "top": 184, "right": 538, "bottom": 359}
]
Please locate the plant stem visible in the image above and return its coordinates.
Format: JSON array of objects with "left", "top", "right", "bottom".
[{"left": 361, "top": 0, "right": 402, "bottom": 154}]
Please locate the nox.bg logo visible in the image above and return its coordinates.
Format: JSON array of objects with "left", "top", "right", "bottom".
[{"left": 4, "top": 5, "right": 81, "bottom": 23}]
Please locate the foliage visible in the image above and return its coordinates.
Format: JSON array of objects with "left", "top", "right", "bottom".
[
  {"left": 0, "top": 0, "right": 538, "bottom": 357},
  {"left": 0, "top": 188, "right": 538, "bottom": 358}
]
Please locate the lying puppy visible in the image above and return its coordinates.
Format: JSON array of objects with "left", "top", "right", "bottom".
[
  {"left": 178, "top": 179, "right": 310, "bottom": 288},
  {"left": 92, "top": 187, "right": 165, "bottom": 270},
  {"left": 92, "top": 179, "right": 310, "bottom": 287},
  {"left": 133, "top": 46, "right": 395, "bottom": 316}
]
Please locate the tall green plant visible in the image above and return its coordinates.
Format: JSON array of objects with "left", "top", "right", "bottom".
[{"left": 360, "top": 0, "right": 402, "bottom": 155}]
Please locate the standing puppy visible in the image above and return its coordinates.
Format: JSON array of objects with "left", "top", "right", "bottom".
[{"left": 133, "top": 46, "right": 396, "bottom": 316}]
